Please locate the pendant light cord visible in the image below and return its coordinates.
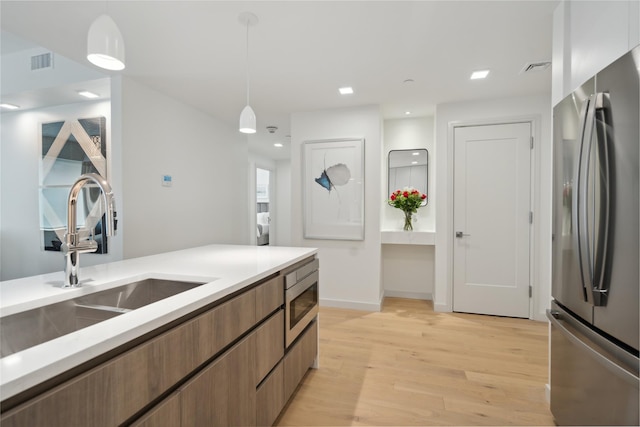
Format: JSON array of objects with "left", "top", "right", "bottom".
[{"left": 245, "top": 21, "right": 250, "bottom": 106}]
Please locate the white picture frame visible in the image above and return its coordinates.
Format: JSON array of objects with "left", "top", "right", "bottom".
[{"left": 303, "top": 138, "right": 365, "bottom": 240}]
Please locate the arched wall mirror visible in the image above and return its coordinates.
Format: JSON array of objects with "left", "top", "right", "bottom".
[{"left": 388, "top": 149, "right": 428, "bottom": 206}]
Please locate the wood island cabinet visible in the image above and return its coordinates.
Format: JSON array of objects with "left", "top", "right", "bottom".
[
  {"left": 255, "top": 275, "right": 283, "bottom": 322},
  {"left": 255, "top": 310, "right": 285, "bottom": 385},
  {"left": 256, "top": 361, "right": 285, "bottom": 427},
  {"left": 1, "top": 258, "right": 317, "bottom": 427},
  {"left": 1, "top": 288, "right": 257, "bottom": 427},
  {"left": 284, "top": 321, "right": 318, "bottom": 402},
  {"left": 181, "top": 333, "right": 257, "bottom": 427},
  {"left": 130, "top": 392, "right": 181, "bottom": 427}
]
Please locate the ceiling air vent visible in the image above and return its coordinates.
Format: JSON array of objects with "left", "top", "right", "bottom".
[
  {"left": 520, "top": 61, "right": 551, "bottom": 74},
  {"left": 31, "top": 52, "right": 53, "bottom": 71}
]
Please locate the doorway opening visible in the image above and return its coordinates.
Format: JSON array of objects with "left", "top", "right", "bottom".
[{"left": 256, "top": 167, "right": 271, "bottom": 246}]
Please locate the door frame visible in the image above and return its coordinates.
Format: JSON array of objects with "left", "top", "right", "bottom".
[{"left": 447, "top": 116, "right": 541, "bottom": 320}]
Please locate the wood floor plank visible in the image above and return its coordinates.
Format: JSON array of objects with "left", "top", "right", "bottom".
[{"left": 276, "top": 298, "right": 553, "bottom": 426}]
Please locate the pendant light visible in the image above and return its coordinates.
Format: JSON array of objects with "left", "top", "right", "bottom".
[
  {"left": 87, "top": 14, "right": 125, "bottom": 71},
  {"left": 238, "top": 12, "right": 259, "bottom": 134}
]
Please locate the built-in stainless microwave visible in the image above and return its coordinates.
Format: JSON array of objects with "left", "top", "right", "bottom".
[{"left": 284, "top": 258, "right": 319, "bottom": 348}]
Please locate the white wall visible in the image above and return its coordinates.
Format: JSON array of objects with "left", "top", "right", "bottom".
[
  {"left": 382, "top": 117, "right": 435, "bottom": 231},
  {"left": 382, "top": 245, "right": 435, "bottom": 300},
  {"left": 291, "top": 105, "right": 383, "bottom": 310},
  {"left": 0, "top": 100, "right": 123, "bottom": 280},
  {"left": 2, "top": 75, "right": 252, "bottom": 279},
  {"left": 569, "top": 1, "right": 631, "bottom": 92},
  {"left": 275, "top": 159, "right": 292, "bottom": 247},
  {"left": 551, "top": 1, "right": 570, "bottom": 107},
  {"left": 0, "top": 110, "right": 2, "bottom": 279},
  {"left": 381, "top": 116, "right": 436, "bottom": 300},
  {"left": 552, "top": 0, "right": 640, "bottom": 104},
  {"left": 119, "top": 77, "right": 249, "bottom": 258},
  {"left": 1, "top": 47, "right": 105, "bottom": 96},
  {"left": 434, "top": 94, "right": 552, "bottom": 321}
]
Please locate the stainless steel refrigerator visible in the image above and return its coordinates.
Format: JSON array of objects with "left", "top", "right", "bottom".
[{"left": 549, "top": 45, "right": 640, "bottom": 425}]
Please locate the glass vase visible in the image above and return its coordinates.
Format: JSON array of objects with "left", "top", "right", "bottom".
[{"left": 403, "top": 210, "right": 413, "bottom": 231}]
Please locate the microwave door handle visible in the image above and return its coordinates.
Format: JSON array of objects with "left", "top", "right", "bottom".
[
  {"left": 573, "top": 96, "right": 593, "bottom": 303},
  {"left": 286, "top": 270, "right": 318, "bottom": 302},
  {"left": 591, "top": 93, "right": 611, "bottom": 306}
]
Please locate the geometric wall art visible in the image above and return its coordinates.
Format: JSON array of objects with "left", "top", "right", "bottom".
[
  {"left": 302, "top": 138, "right": 365, "bottom": 240},
  {"left": 39, "top": 116, "right": 108, "bottom": 252}
]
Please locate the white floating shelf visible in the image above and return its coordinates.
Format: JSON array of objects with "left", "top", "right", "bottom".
[{"left": 380, "top": 230, "right": 436, "bottom": 246}]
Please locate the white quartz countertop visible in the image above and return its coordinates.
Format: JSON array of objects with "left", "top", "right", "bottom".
[{"left": 0, "top": 244, "right": 317, "bottom": 401}]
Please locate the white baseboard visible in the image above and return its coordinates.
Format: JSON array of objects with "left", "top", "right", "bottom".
[
  {"left": 545, "top": 383, "right": 550, "bottom": 403},
  {"left": 433, "top": 302, "right": 452, "bottom": 312},
  {"left": 320, "top": 297, "right": 382, "bottom": 312},
  {"left": 533, "top": 311, "right": 548, "bottom": 322},
  {"left": 384, "top": 290, "right": 432, "bottom": 300}
]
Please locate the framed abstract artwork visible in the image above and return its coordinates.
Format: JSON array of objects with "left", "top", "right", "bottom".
[
  {"left": 302, "top": 138, "right": 364, "bottom": 240},
  {"left": 39, "top": 117, "right": 108, "bottom": 253}
]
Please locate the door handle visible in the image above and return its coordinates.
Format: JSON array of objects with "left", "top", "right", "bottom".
[
  {"left": 455, "top": 231, "right": 470, "bottom": 238},
  {"left": 576, "top": 92, "right": 610, "bottom": 306},
  {"left": 591, "top": 93, "right": 610, "bottom": 306},
  {"left": 574, "top": 95, "right": 594, "bottom": 303}
]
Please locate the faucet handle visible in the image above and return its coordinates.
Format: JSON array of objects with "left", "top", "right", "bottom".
[{"left": 105, "top": 198, "right": 117, "bottom": 237}]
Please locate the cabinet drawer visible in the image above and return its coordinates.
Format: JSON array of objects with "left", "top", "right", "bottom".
[
  {"left": 256, "top": 361, "right": 284, "bottom": 427},
  {"left": 198, "top": 288, "right": 256, "bottom": 361},
  {"left": 255, "top": 275, "right": 283, "bottom": 322},
  {"left": 130, "top": 391, "right": 181, "bottom": 427},
  {"left": 255, "top": 310, "right": 284, "bottom": 385},
  {"left": 181, "top": 332, "right": 257, "bottom": 427},
  {"left": 284, "top": 320, "right": 318, "bottom": 402},
  {"left": 1, "top": 289, "right": 256, "bottom": 427}
]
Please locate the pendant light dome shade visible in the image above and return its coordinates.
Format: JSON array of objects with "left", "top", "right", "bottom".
[
  {"left": 87, "top": 14, "right": 125, "bottom": 71},
  {"left": 239, "top": 105, "right": 257, "bottom": 134}
]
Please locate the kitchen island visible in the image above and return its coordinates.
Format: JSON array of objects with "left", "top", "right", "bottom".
[{"left": 0, "top": 244, "right": 318, "bottom": 426}]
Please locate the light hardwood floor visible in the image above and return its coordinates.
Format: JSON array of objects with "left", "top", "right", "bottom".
[{"left": 276, "top": 298, "right": 554, "bottom": 426}]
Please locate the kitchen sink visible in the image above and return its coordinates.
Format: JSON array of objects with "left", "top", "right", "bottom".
[
  {"left": 0, "top": 278, "right": 207, "bottom": 358},
  {"left": 73, "top": 278, "right": 205, "bottom": 311}
]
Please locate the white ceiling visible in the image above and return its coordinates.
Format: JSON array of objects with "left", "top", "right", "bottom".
[{"left": 0, "top": 1, "right": 557, "bottom": 160}]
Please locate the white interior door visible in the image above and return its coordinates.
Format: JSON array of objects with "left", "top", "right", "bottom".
[{"left": 453, "top": 122, "right": 531, "bottom": 318}]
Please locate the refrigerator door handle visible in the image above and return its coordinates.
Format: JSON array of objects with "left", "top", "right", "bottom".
[
  {"left": 591, "top": 93, "right": 611, "bottom": 305},
  {"left": 576, "top": 93, "right": 611, "bottom": 306},
  {"left": 574, "top": 96, "right": 594, "bottom": 303}
]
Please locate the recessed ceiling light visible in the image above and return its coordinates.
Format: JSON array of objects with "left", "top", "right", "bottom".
[
  {"left": 338, "top": 87, "right": 353, "bottom": 95},
  {"left": 405, "top": 111, "right": 411, "bottom": 115},
  {"left": 0, "top": 103, "right": 20, "bottom": 110},
  {"left": 470, "top": 70, "right": 490, "bottom": 80},
  {"left": 77, "top": 90, "right": 99, "bottom": 99},
  {"left": 274, "top": 143, "right": 283, "bottom": 148},
  {"left": 412, "top": 152, "right": 420, "bottom": 156},
  {"left": 411, "top": 161, "right": 418, "bottom": 164}
]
